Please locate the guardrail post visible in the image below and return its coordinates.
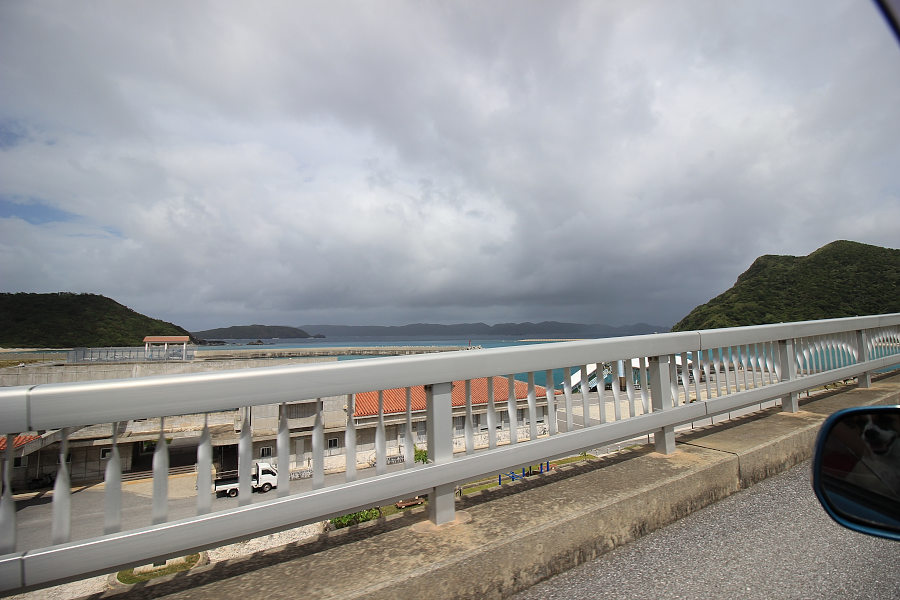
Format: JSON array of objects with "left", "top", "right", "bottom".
[
  {"left": 649, "top": 356, "right": 675, "bottom": 454},
  {"left": 855, "top": 329, "right": 871, "bottom": 388},
  {"left": 778, "top": 339, "right": 799, "bottom": 412},
  {"left": 426, "top": 382, "right": 455, "bottom": 525}
]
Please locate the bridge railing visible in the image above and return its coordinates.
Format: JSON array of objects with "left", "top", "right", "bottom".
[{"left": 1, "top": 314, "right": 899, "bottom": 592}]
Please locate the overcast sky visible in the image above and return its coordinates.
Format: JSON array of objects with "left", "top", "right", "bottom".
[{"left": 1, "top": 1, "right": 898, "bottom": 331}]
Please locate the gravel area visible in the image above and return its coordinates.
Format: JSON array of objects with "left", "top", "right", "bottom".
[{"left": 6, "top": 522, "right": 326, "bottom": 600}]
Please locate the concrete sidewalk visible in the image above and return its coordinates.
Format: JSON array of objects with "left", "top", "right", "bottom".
[{"left": 92, "top": 374, "right": 900, "bottom": 600}]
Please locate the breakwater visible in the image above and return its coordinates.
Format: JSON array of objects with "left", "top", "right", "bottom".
[{"left": 194, "top": 345, "right": 470, "bottom": 360}]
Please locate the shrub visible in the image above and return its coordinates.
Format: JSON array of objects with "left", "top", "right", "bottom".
[{"left": 329, "top": 508, "right": 381, "bottom": 529}]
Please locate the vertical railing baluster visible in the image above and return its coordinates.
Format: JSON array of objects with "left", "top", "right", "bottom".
[
  {"left": 545, "top": 369, "right": 558, "bottom": 435},
  {"left": 750, "top": 345, "right": 760, "bottom": 386},
  {"left": 610, "top": 361, "right": 622, "bottom": 421},
  {"left": 152, "top": 418, "right": 169, "bottom": 523},
  {"left": 464, "top": 380, "right": 474, "bottom": 454},
  {"left": 487, "top": 377, "right": 497, "bottom": 449},
  {"left": 51, "top": 427, "right": 71, "bottom": 545},
  {"left": 731, "top": 347, "right": 741, "bottom": 392},
  {"left": 1, "top": 434, "right": 15, "bottom": 554},
  {"left": 748, "top": 344, "right": 757, "bottom": 386},
  {"left": 772, "top": 342, "right": 782, "bottom": 384},
  {"left": 739, "top": 345, "right": 749, "bottom": 390},
  {"left": 312, "top": 398, "right": 324, "bottom": 488},
  {"left": 856, "top": 330, "right": 872, "bottom": 388},
  {"left": 841, "top": 331, "right": 853, "bottom": 367},
  {"left": 507, "top": 375, "right": 518, "bottom": 444},
  {"left": 747, "top": 343, "right": 766, "bottom": 388},
  {"left": 346, "top": 394, "right": 357, "bottom": 482},
  {"left": 798, "top": 337, "right": 809, "bottom": 376},
  {"left": 404, "top": 388, "right": 415, "bottom": 467},
  {"left": 527, "top": 372, "right": 538, "bottom": 440},
  {"left": 563, "top": 366, "right": 575, "bottom": 431},
  {"left": 579, "top": 365, "right": 591, "bottom": 427},
  {"left": 238, "top": 410, "right": 252, "bottom": 504},
  {"left": 767, "top": 342, "right": 777, "bottom": 385},
  {"left": 196, "top": 415, "right": 213, "bottom": 514},
  {"left": 712, "top": 349, "right": 722, "bottom": 397},
  {"left": 814, "top": 337, "right": 824, "bottom": 373},
  {"left": 680, "top": 352, "right": 691, "bottom": 401},
  {"left": 104, "top": 422, "right": 123, "bottom": 533},
  {"left": 625, "top": 360, "right": 637, "bottom": 417},
  {"left": 719, "top": 348, "right": 731, "bottom": 394},
  {"left": 668, "top": 356, "right": 679, "bottom": 405},
  {"left": 595, "top": 363, "right": 606, "bottom": 424},
  {"left": 639, "top": 358, "right": 650, "bottom": 412},
  {"left": 690, "top": 352, "right": 702, "bottom": 401},
  {"left": 376, "top": 390, "right": 386, "bottom": 475},
  {"left": 701, "top": 352, "right": 712, "bottom": 401},
  {"left": 278, "top": 404, "right": 290, "bottom": 494},
  {"left": 758, "top": 343, "right": 767, "bottom": 386}
]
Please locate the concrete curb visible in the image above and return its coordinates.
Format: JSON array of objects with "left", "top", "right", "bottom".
[{"left": 93, "top": 374, "right": 900, "bottom": 600}]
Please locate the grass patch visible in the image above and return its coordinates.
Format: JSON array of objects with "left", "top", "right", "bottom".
[
  {"left": 553, "top": 454, "right": 596, "bottom": 465},
  {"left": 117, "top": 554, "right": 200, "bottom": 584},
  {"left": 0, "top": 359, "right": 42, "bottom": 368}
]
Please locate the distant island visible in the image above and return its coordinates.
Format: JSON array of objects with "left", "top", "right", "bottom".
[
  {"left": 0, "top": 292, "right": 194, "bottom": 348},
  {"left": 291, "top": 322, "right": 667, "bottom": 338},
  {"left": 192, "top": 324, "right": 314, "bottom": 340},
  {"left": 672, "top": 240, "right": 900, "bottom": 331}
]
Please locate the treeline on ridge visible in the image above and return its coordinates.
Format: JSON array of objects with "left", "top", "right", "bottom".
[
  {"left": 0, "top": 292, "right": 194, "bottom": 348},
  {"left": 671, "top": 240, "right": 899, "bottom": 331}
]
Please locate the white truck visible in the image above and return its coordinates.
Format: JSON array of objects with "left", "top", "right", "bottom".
[{"left": 214, "top": 462, "right": 278, "bottom": 497}]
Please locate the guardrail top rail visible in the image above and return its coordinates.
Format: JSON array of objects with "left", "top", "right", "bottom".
[{"left": 1, "top": 313, "right": 899, "bottom": 592}]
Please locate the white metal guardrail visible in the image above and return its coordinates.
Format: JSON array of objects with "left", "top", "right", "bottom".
[{"left": 1, "top": 314, "right": 899, "bottom": 592}]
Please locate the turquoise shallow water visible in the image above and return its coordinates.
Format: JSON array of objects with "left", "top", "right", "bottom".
[{"left": 199, "top": 336, "right": 575, "bottom": 388}]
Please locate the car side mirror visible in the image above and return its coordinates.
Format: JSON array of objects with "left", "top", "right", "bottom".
[{"left": 812, "top": 406, "right": 900, "bottom": 541}]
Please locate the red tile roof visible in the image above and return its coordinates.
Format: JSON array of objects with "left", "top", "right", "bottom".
[
  {"left": 143, "top": 336, "right": 190, "bottom": 343},
  {"left": 354, "top": 376, "right": 550, "bottom": 418},
  {"left": 0, "top": 434, "right": 39, "bottom": 451}
]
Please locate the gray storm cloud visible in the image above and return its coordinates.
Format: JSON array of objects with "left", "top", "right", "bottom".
[{"left": 1, "top": 1, "right": 898, "bottom": 330}]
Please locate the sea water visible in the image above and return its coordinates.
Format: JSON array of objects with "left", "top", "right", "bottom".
[{"left": 199, "top": 336, "right": 574, "bottom": 388}]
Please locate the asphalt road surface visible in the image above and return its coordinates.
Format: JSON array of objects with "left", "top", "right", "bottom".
[{"left": 514, "top": 459, "right": 900, "bottom": 600}]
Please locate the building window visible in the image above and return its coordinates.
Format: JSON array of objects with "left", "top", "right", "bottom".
[
  {"left": 57, "top": 453, "right": 72, "bottom": 464},
  {"left": 517, "top": 408, "right": 527, "bottom": 426},
  {"left": 100, "top": 448, "right": 113, "bottom": 460},
  {"left": 13, "top": 456, "right": 27, "bottom": 468},
  {"left": 260, "top": 446, "right": 273, "bottom": 458},
  {"left": 284, "top": 403, "right": 316, "bottom": 419},
  {"left": 327, "top": 437, "right": 339, "bottom": 449},
  {"left": 453, "top": 416, "right": 465, "bottom": 433}
]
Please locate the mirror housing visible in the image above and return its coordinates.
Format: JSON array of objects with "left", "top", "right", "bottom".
[{"left": 812, "top": 406, "right": 900, "bottom": 541}]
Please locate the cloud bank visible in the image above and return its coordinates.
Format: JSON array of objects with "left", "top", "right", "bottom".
[{"left": 1, "top": 1, "right": 898, "bottom": 330}]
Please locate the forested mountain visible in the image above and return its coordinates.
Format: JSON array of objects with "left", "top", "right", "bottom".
[
  {"left": 192, "top": 325, "right": 312, "bottom": 339},
  {"left": 672, "top": 241, "right": 900, "bottom": 331},
  {"left": 0, "top": 293, "right": 194, "bottom": 347}
]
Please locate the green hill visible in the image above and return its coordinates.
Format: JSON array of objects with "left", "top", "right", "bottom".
[
  {"left": 192, "top": 325, "right": 311, "bottom": 339},
  {"left": 672, "top": 241, "right": 900, "bottom": 331},
  {"left": 0, "top": 292, "right": 194, "bottom": 348}
]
